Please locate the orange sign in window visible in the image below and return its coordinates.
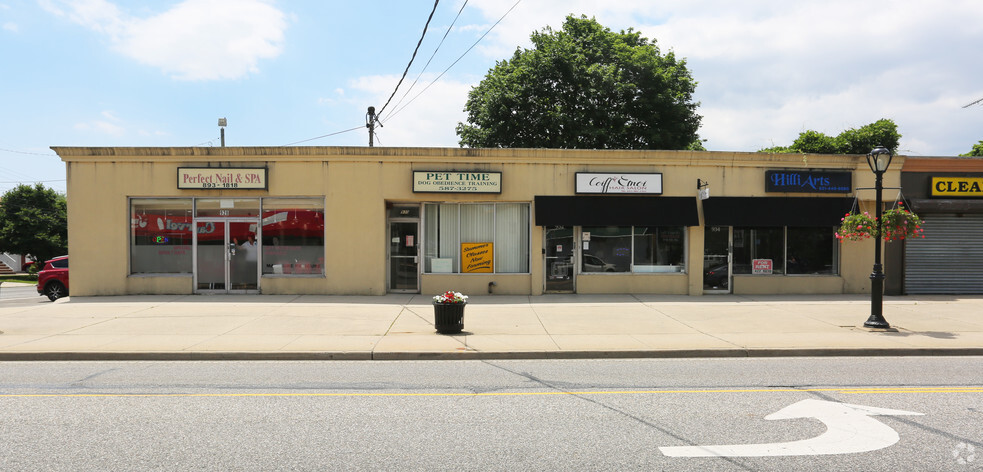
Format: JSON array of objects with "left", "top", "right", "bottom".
[{"left": 461, "top": 242, "right": 494, "bottom": 273}]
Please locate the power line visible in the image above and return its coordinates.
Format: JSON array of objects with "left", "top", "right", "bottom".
[
  {"left": 0, "top": 179, "right": 65, "bottom": 184},
  {"left": 384, "top": 0, "right": 522, "bottom": 123},
  {"left": 376, "top": 0, "right": 441, "bottom": 117},
  {"left": 280, "top": 125, "right": 365, "bottom": 146},
  {"left": 0, "top": 147, "right": 57, "bottom": 156},
  {"left": 963, "top": 97, "right": 983, "bottom": 108},
  {"left": 385, "top": 0, "right": 469, "bottom": 118}
]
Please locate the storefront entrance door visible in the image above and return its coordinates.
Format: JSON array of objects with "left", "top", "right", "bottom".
[
  {"left": 545, "top": 226, "right": 575, "bottom": 292},
  {"left": 194, "top": 219, "right": 260, "bottom": 294},
  {"left": 388, "top": 220, "right": 419, "bottom": 292},
  {"left": 703, "top": 225, "right": 731, "bottom": 293}
]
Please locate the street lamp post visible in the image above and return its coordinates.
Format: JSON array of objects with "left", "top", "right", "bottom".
[{"left": 864, "top": 146, "right": 893, "bottom": 329}]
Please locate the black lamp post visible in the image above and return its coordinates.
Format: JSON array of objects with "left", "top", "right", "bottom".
[{"left": 864, "top": 146, "right": 893, "bottom": 329}]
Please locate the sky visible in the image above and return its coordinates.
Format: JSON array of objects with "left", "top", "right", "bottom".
[{"left": 3, "top": 0, "right": 983, "bottom": 195}]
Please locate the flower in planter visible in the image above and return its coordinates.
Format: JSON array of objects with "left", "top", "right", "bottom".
[
  {"left": 880, "top": 202, "right": 925, "bottom": 241},
  {"left": 835, "top": 203, "right": 925, "bottom": 243},
  {"left": 433, "top": 291, "right": 468, "bottom": 304},
  {"left": 835, "top": 211, "right": 877, "bottom": 241}
]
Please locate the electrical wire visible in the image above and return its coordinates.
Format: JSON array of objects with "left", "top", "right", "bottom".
[
  {"left": 383, "top": 0, "right": 522, "bottom": 123},
  {"left": 376, "top": 0, "right": 440, "bottom": 117},
  {"left": 0, "top": 179, "right": 65, "bottom": 184},
  {"left": 0, "top": 147, "right": 58, "bottom": 156},
  {"left": 384, "top": 0, "right": 469, "bottom": 119},
  {"left": 280, "top": 125, "right": 365, "bottom": 146}
]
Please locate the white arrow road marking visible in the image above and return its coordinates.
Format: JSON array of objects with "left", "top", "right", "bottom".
[{"left": 659, "top": 399, "right": 923, "bottom": 457}]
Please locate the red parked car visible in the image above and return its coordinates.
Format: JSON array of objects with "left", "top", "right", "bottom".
[{"left": 37, "top": 255, "right": 69, "bottom": 301}]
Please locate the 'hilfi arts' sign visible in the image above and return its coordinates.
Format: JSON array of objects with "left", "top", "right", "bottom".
[{"left": 765, "top": 170, "right": 851, "bottom": 193}]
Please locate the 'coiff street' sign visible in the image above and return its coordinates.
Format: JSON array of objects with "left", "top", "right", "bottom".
[
  {"left": 178, "top": 168, "right": 268, "bottom": 190},
  {"left": 413, "top": 171, "right": 502, "bottom": 193},
  {"left": 575, "top": 172, "right": 663, "bottom": 194}
]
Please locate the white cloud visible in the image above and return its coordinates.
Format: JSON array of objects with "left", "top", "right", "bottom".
[
  {"left": 72, "top": 109, "right": 126, "bottom": 137},
  {"left": 42, "top": 0, "right": 287, "bottom": 81},
  {"left": 75, "top": 120, "right": 124, "bottom": 136},
  {"left": 456, "top": 0, "right": 983, "bottom": 155},
  {"left": 2, "top": 22, "right": 16, "bottom": 32}
]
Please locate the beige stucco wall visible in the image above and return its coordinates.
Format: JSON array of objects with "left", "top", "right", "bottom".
[{"left": 54, "top": 146, "right": 900, "bottom": 297}]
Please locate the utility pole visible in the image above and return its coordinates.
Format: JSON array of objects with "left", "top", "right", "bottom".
[
  {"left": 218, "top": 118, "right": 227, "bottom": 147},
  {"left": 365, "top": 106, "right": 379, "bottom": 147}
]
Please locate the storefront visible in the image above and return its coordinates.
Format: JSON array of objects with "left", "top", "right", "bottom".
[
  {"left": 892, "top": 157, "right": 983, "bottom": 294},
  {"left": 53, "top": 146, "right": 890, "bottom": 297}
]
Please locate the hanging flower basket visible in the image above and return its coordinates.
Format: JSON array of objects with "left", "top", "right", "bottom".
[
  {"left": 880, "top": 203, "right": 925, "bottom": 241},
  {"left": 835, "top": 203, "right": 925, "bottom": 243},
  {"left": 432, "top": 291, "right": 468, "bottom": 334},
  {"left": 835, "top": 211, "right": 877, "bottom": 241}
]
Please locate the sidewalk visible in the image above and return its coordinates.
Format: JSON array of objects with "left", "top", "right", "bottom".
[{"left": 1, "top": 292, "right": 982, "bottom": 360}]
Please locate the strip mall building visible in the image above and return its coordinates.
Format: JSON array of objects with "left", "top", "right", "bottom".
[{"left": 51, "top": 146, "right": 983, "bottom": 297}]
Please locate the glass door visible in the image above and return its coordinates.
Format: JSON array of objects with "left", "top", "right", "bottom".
[
  {"left": 388, "top": 220, "right": 419, "bottom": 292},
  {"left": 229, "top": 221, "right": 259, "bottom": 292},
  {"left": 195, "top": 219, "right": 260, "bottom": 293},
  {"left": 703, "top": 225, "right": 731, "bottom": 293},
  {"left": 545, "top": 226, "right": 575, "bottom": 292}
]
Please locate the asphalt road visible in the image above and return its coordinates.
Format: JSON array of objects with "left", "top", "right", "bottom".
[
  {"left": 0, "top": 357, "right": 980, "bottom": 470},
  {"left": 0, "top": 283, "right": 43, "bottom": 305}
]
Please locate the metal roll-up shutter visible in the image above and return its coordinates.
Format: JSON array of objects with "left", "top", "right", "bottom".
[{"left": 905, "top": 214, "right": 983, "bottom": 294}]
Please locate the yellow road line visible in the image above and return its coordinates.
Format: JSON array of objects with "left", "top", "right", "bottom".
[{"left": 1, "top": 386, "right": 980, "bottom": 398}]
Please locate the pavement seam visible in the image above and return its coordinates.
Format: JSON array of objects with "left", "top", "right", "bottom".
[
  {"left": 633, "top": 296, "right": 745, "bottom": 350},
  {"left": 527, "top": 296, "right": 563, "bottom": 352}
]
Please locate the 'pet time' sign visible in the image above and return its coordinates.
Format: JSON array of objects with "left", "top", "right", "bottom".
[{"left": 414, "top": 171, "right": 502, "bottom": 193}]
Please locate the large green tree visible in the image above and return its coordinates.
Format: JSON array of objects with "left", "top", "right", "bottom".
[
  {"left": 960, "top": 140, "right": 983, "bottom": 156},
  {"left": 0, "top": 183, "right": 67, "bottom": 265},
  {"left": 456, "top": 15, "right": 702, "bottom": 150},
  {"left": 759, "top": 119, "right": 901, "bottom": 154}
]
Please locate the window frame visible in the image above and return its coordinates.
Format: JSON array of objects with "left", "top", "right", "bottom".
[
  {"left": 579, "top": 225, "right": 688, "bottom": 274},
  {"left": 732, "top": 226, "right": 839, "bottom": 276},
  {"left": 423, "top": 202, "right": 532, "bottom": 274},
  {"left": 128, "top": 197, "right": 325, "bottom": 277}
]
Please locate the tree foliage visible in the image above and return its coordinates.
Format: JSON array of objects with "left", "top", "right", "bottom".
[
  {"left": 0, "top": 184, "right": 67, "bottom": 264},
  {"left": 456, "top": 15, "right": 702, "bottom": 150},
  {"left": 759, "top": 119, "right": 901, "bottom": 155},
  {"left": 960, "top": 140, "right": 983, "bottom": 157}
]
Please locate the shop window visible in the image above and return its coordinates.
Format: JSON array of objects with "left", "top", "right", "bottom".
[
  {"left": 130, "top": 198, "right": 193, "bottom": 274},
  {"left": 733, "top": 227, "right": 837, "bottom": 275},
  {"left": 195, "top": 198, "right": 260, "bottom": 217},
  {"left": 786, "top": 227, "right": 837, "bottom": 274},
  {"left": 260, "top": 198, "right": 325, "bottom": 275},
  {"left": 582, "top": 226, "right": 686, "bottom": 273},
  {"left": 733, "top": 228, "right": 784, "bottom": 275},
  {"left": 634, "top": 226, "right": 686, "bottom": 272},
  {"left": 581, "top": 226, "right": 631, "bottom": 272},
  {"left": 423, "top": 203, "right": 530, "bottom": 273}
]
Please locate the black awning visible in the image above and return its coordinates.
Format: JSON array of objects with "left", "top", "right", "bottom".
[
  {"left": 703, "top": 197, "right": 853, "bottom": 227},
  {"left": 534, "top": 195, "right": 699, "bottom": 226}
]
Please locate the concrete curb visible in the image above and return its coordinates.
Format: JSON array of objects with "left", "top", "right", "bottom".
[{"left": 2, "top": 347, "right": 983, "bottom": 362}]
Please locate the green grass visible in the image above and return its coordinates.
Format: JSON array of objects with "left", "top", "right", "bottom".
[{"left": 0, "top": 275, "right": 37, "bottom": 284}]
